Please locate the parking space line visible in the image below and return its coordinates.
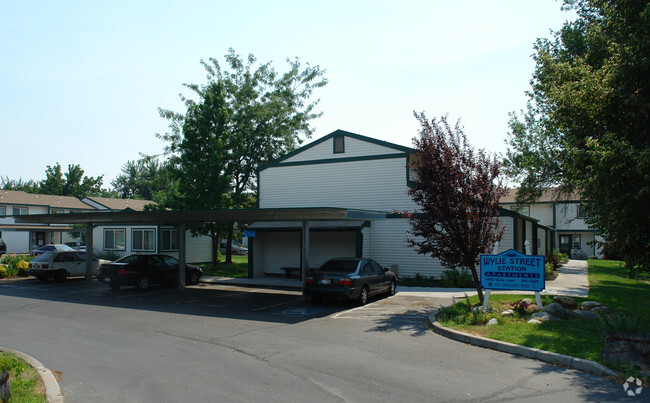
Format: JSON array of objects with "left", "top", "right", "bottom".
[{"left": 252, "top": 299, "right": 302, "bottom": 311}]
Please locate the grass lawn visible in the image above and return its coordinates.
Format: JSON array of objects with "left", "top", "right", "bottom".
[
  {"left": 199, "top": 255, "right": 248, "bottom": 278},
  {"left": 0, "top": 351, "right": 46, "bottom": 403},
  {"left": 437, "top": 260, "right": 650, "bottom": 374}
]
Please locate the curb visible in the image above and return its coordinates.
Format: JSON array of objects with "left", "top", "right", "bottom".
[
  {"left": 0, "top": 347, "right": 63, "bottom": 403},
  {"left": 426, "top": 313, "right": 618, "bottom": 378}
]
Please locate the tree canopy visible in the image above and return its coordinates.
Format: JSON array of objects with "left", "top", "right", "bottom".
[
  {"left": 157, "top": 48, "right": 327, "bottom": 262},
  {"left": 504, "top": 0, "right": 649, "bottom": 271},
  {"left": 2, "top": 163, "right": 104, "bottom": 199},
  {"left": 407, "top": 113, "right": 507, "bottom": 303}
]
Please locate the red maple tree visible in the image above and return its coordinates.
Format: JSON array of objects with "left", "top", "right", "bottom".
[{"left": 406, "top": 112, "right": 507, "bottom": 303}]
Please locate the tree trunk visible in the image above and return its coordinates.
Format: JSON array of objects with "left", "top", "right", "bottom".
[
  {"left": 225, "top": 223, "right": 234, "bottom": 264},
  {"left": 210, "top": 227, "right": 220, "bottom": 265},
  {"left": 468, "top": 263, "right": 484, "bottom": 305}
]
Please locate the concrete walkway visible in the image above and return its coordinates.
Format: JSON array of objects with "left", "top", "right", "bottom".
[{"left": 200, "top": 259, "right": 590, "bottom": 300}]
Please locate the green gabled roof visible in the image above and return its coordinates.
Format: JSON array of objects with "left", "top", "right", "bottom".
[{"left": 259, "top": 129, "right": 415, "bottom": 171}]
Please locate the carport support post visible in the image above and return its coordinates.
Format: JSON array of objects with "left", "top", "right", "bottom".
[
  {"left": 85, "top": 223, "right": 94, "bottom": 281},
  {"left": 301, "top": 220, "right": 310, "bottom": 296},
  {"left": 178, "top": 222, "right": 186, "bottom": 289}
]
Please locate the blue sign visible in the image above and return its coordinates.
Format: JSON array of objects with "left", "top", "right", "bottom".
[
  {"left": 480, "top": 249, "right": 545, "bottom": 291},
  {"left": 243, "top": 230, "right": 256, "bottom": 238}
]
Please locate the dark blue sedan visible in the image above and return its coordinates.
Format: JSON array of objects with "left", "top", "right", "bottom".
[{"left": 304, "top": 258, "right": 397, "bottom": 305}]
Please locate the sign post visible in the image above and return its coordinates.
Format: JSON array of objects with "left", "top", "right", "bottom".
[{"left": 480, "top": 249, "right": 545, "bottom": 311}]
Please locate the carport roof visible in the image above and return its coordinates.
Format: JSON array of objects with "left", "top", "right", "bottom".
[{"left": 14, "top": 207, "right": 388, "bottom": 225}]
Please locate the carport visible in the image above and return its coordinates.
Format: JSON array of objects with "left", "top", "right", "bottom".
[{"left": 15, "top": 208, "right": 386, "bottom": 292}]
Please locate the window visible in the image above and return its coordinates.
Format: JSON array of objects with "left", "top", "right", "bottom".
[
  {"left": 132, "top": 229, "right": 155, "bottom": 252},
  {"left": 572, "top": 234, "right": 581, "bottom": 249},
  {"left": 52, "top": 209, "right": 65, "bottom": 214},
  {"left": 161, "top": 229, "right": 179, "bottom": 251},
  {"left": 333, "top": 135, "right": 345, "bottom": 154},
  {"left": 13, "top": 207, "right": 28, "bottom": 215},
  {"left": 104, "top": 229, "right": 126, "bottom": 251},
  {"left": 0, "top": 206, "right": 5, "bottom": 217},
  {"left": 510, "top": 205, "right": 530, "bottom": 216},
  {"left": 577, "top": 204, "right": 591, "bottom": 219}
]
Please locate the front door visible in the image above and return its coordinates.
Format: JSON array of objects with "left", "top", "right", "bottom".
[{"left": 559, "top": 235, "right": 571, "bottom": 256}]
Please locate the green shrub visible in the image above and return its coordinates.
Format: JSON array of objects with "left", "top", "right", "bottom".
[
  {"left": 440, "top": 268, "right": 474, "bottom": 288},
  {"left": 1, "top": 255, "right": 33, "bottom": 277},
  {"left": 599, "top": 311, "right": 642, "bottom": 333},
  {"left": 545, "top": 262, "right": 555, "bottom": 276},
  {"left": 0, "top": 265, "right": 7, "bottom": 278},
  {"left": 547, "top": 249, "right": 569, "bottom": 269}
]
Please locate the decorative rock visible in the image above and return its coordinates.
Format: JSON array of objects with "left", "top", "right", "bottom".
[
  {"left": 529, "top": 312, "right": 558, "bottom": 322},
  {"left": 486, "top": 318, "right": 498, "bottom": 326},
  {"left": 570, "top": 310, "right": 600, "bottom": 319},
  {"left": 544, "top": 303, "right": 568, "bottom": 319},
  {"left": 527, "top": 319, "right": 543, "bottom": 324},
  {"left": 553, "top": 296, "right": 578, "bottom": 309},
  {"left": 580, "top": 301, "right": 603, "bottom": 311},
  {"left": 501, "top": 309, "right": 514, "bottom": 317},
  {"left": 521, "top": 299, "right": 532, "bottom": 305}
]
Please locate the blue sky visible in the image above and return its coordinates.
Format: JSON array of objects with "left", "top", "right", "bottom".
[{"left": 1, "top": 1, "right": 574, "bottom": 188}]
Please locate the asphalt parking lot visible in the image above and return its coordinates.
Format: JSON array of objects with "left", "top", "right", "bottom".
[{"left": 0, "top": 277, "right": 634, "bottom": 402}]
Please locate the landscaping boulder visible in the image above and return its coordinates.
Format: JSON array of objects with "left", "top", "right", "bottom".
[
  {"left": 486, "top": 318, "right": 498, "bottom": 326},
  {"left": 543, "top": 303, "right": 568, "bottom": 319},
  {"left": 521, "top": 298, "right": 532, "bottom": 306},
  {"left": 529, "top": 312, "right": 557, "bottom": 322},
  {"left": 553, "top": 296, "right": 578, "bottom": 309},
  {"left": 528, "top": 319, "right": 543, "bottom": 324},
  {"left": 580, "top": 301, "right": 603, "bottom": 311},
  {"left": 501, "top": 309, "right": 514, "bottom": 317},
  {"left": 570, "top": 310, "right": 600, "bottom": 319},
  {"left": 602, "top": 332, "right": 650, "bottom": 371}
]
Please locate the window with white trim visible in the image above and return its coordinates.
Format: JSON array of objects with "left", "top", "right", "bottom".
[
  {"left": 132, "top": 228, "right": 155, "bottom": 252},
  {"left": 0, "top": 206, "right": 5, "bottom": 217},
  {"left": 104, "top": 229, "right": 126, "bottom": 251},
  {"left": 161, "top": 229, "right": 179, "bottom": 251},
  {"left": 572, "top": 234, "right": 581, "bottom": 249},
  {"left": 577, "top": 204, "right": 591, "bottom": 219},
  {"left": 13, "top": 207, "right": 28, "bottom": 215},
  {"left": 52, "top": 209, "right": 65, "bottom": 214}
]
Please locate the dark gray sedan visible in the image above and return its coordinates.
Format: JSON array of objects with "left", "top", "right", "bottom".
[{"left": 304, "top": 258, "right": 397, "bottom": 305}]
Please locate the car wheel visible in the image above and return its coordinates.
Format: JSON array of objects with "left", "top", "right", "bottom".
[
  {"left": 311, "top": 296, "right": 323, "bottom": 304},
  {"left": 136, "top": 276, "right": 150, "bottom": 290},
  {"left": 358, "top": 286, "right": 369, "bottom": 306},
  {"left": 188, "top": 270, "right": 200, "bottom": 285},
  {"left": 109, "top": 283, "right": 121, "bottom": 290},
  {"left": 54, "top": 270, "right": 67, "bottom": 282},
  {"left": 387, "top": 280, "right": 396, "bottom": 296},
  {"left": 37, "top": 275, "right": 48, "bottom": 282}
]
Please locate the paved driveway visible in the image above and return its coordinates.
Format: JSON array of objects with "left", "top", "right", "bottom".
[{"left": 0, "top": 278, "right": 637, "bottom": 402}]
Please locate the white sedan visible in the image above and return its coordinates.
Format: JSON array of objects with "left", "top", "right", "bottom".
[{"left": 27, "top": 251, "right": 109, "bottom": 282}]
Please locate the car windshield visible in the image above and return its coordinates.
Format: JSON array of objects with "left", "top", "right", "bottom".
[
  {"left": 314, "top": 259, "right": 360, "bottom": 273},
  {"left": 32, "top": 252, "right": 57, "bottom": 262}
]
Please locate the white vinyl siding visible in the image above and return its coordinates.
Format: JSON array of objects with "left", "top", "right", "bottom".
[
  {"left": 308, "top": 231, "right": 356, "bottom": 269},
  {"left": 496, "top": 217, "right": 514, "bottom": 253},
  {"left": 282, "top": 136, "right": 402, "bottom": 163},
  {"left": 366, "top": 218, "right": 445, "bottom": 279},
  {"left": 260, "top": 157, "right": 415, "bottom": 211}
]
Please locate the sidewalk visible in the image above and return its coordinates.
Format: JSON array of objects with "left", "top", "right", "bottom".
[{"left": 200, "top": 259, "right": 590, "bottom": 299}]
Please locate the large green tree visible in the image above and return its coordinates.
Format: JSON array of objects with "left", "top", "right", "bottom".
[
  {"left": 158, "top": 49, "right": 327, "bottom": 262},
  {"left": 112, "top": 155, "right": 178, "bottom": 203},
  {"left": 39, "top": 163, "right": 104, "bottom": 199},
  {"left": 504, "top": 0, "right": 649, "bottom": 271}
]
